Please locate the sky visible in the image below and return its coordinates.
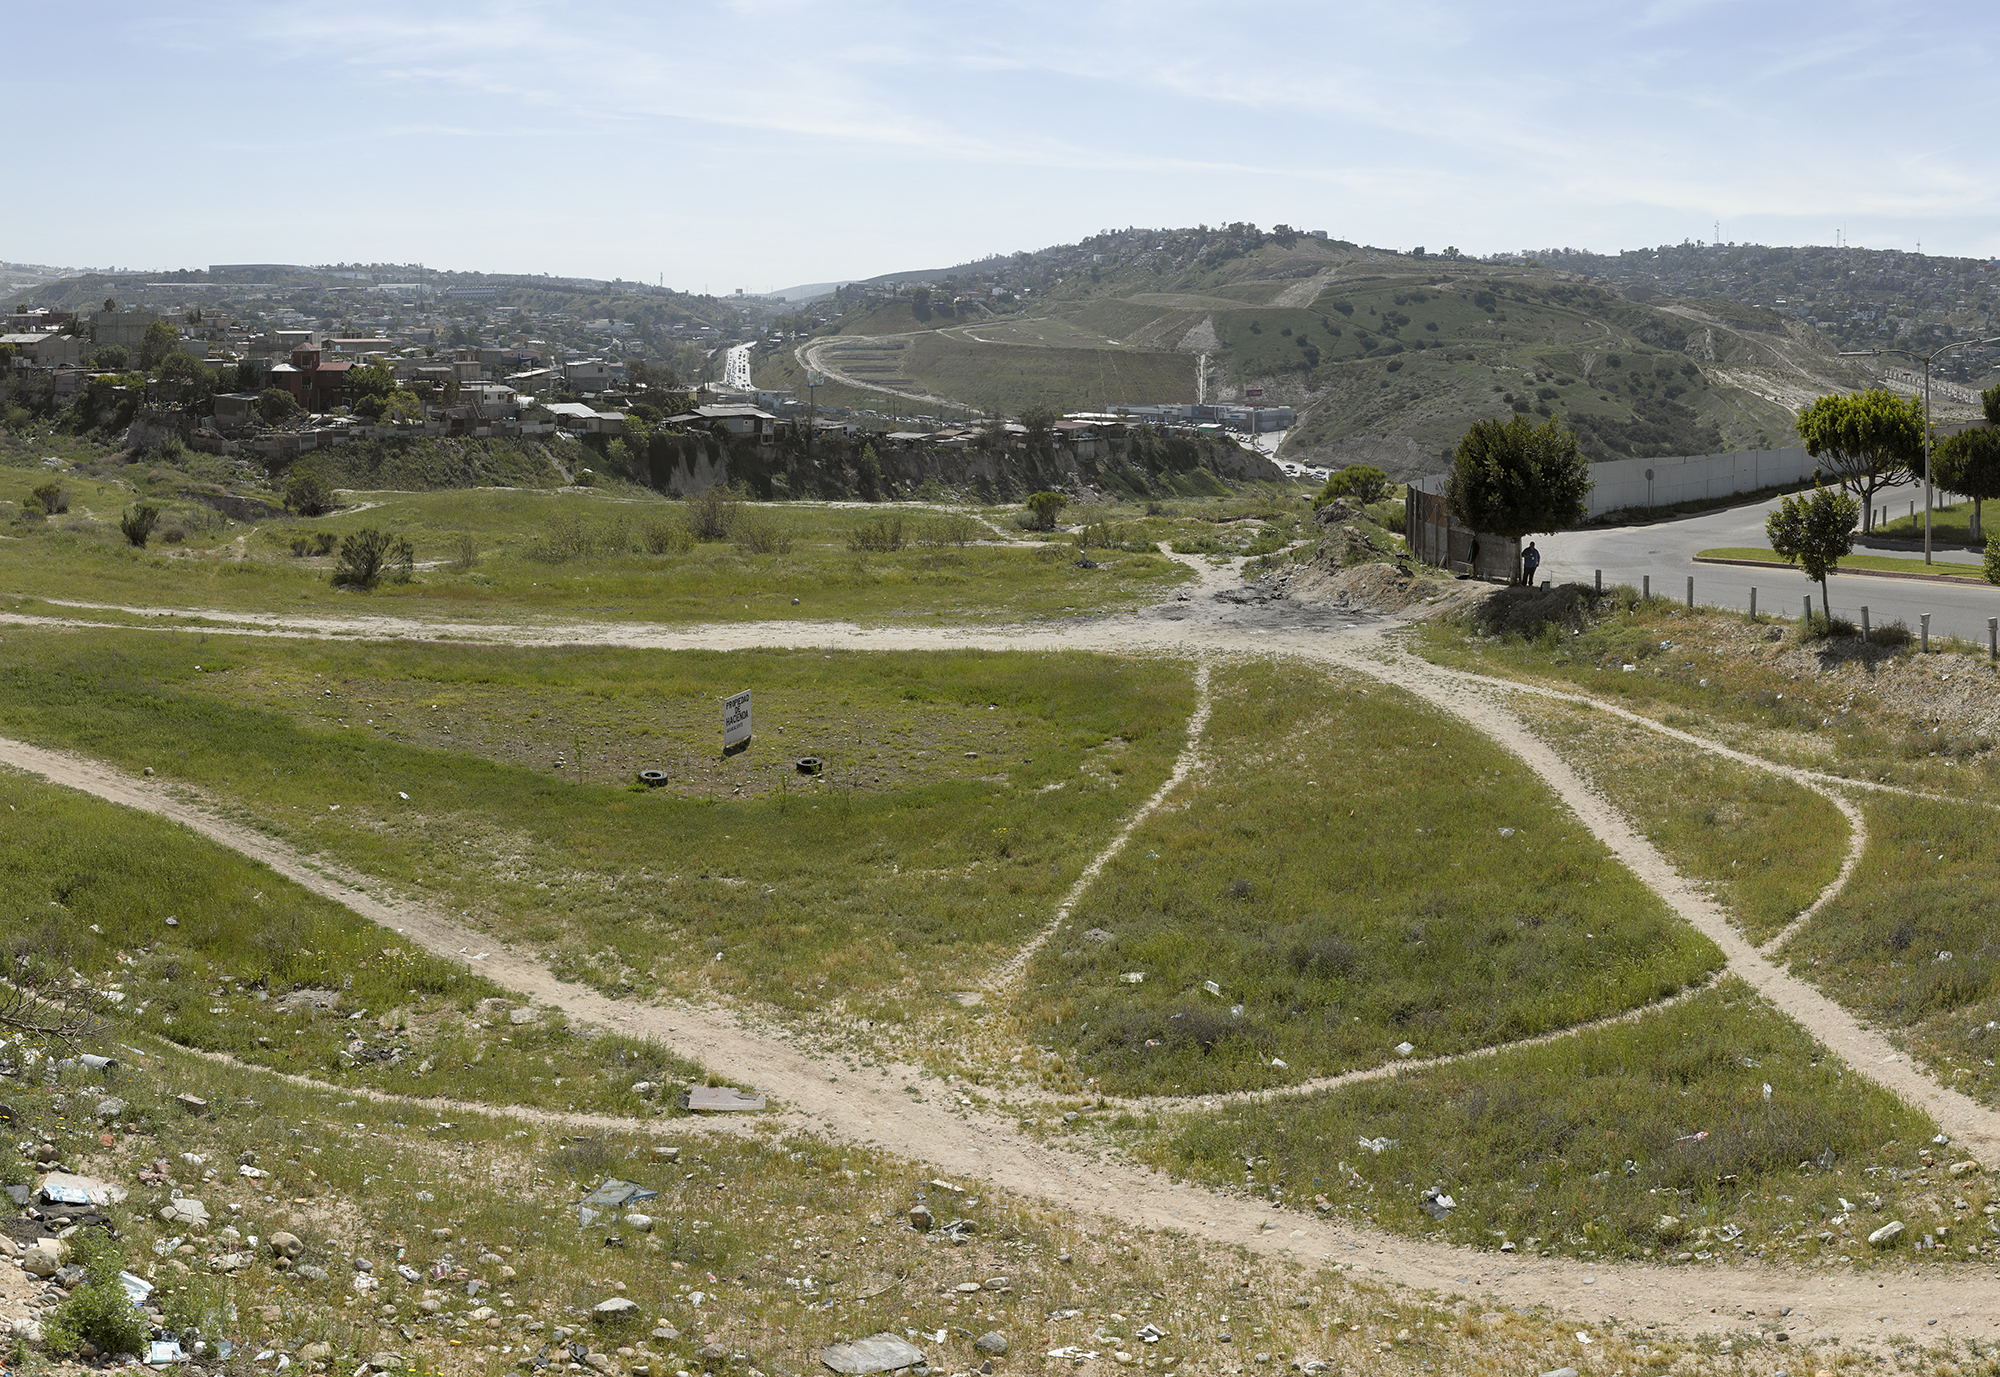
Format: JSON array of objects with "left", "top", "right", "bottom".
[{"left": 13, "top": 1, "right": 2000, "bottom": 292}]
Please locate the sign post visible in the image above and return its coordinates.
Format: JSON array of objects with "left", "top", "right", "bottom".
[
  {"left": 722, "top": 689, "right": 752, "bottom": 755},
  {"left": 805, "top": 369, "right": 823, "bottom": 456}
]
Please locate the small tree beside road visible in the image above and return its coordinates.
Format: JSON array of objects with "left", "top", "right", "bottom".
[
  {"left": 1766, "top": 482, "right": 1860, "bottom": 620},
  {"left": 1933, "top": 426, "right": 2000, "bottom": 543},
  {"left": 1794, "top": 388, "right": 1925, "bottom": 532}
]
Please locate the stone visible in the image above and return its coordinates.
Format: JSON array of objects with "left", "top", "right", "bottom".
[
  {"left": 592, "top": 1298, "right": 640, "bottom": 1320},
  {"left": 624, "top": 1214, "right": 654, "bottom": 1233},
  {"left": 982, "top": 1277, "right": 1010, "bottom": 1291},
  {"left": 269, "top": 1232, "right": 305, "bottom": 1260},
  {"left": 1949, "top": 1160, "right": 1982, "bottom": 1177},
  {"left": 1868, "top": 1221, "right": 1905, "bottom": 1248},
  {"left": 508, "top": 1007, "right": 538, "bottom": 1026},
  {"left": 1655, "top": 1215, "right": 1683, "bottom": 1240},
  {"left": 211, "top": 1252, "right": 252, "bottom": 1273},
  {"left": 175, "top": 1094, "right": 209, "bottom": 1114},
  {"left": 160, "top": 1198, "right": 211, "bottom": 1229},
  {"left": 299, "top": 1343, "right": 333, "bottom": 1362},
  {"left": 95, "top": 1097, "right": 127, "bottom": 1123},
  {"left": 22, "top": 1242, "right": 66, "bottom": 1277},
  {"left": 296, "top": 1264, "right": 330, "bottom": 1282},
  {"left": 820, "top": 1333, "right": 926, "bottom": 1375},
  {"left": 1541, "top": 1370, "right": 1580, "bottom": 1377},
  {"left": 365, "top": 1353, "right": 403, "bottom": 1372},
  {"left": 973, "top": 1333, "right": 1008, "bottom": 1357},
  {"left": 908, "top": 1204, "right": 934, "bottom": 1232}
]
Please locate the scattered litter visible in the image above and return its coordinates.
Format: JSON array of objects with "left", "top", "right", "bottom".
[
  {"left": 1120, "top": 972, "right": 1145, "bottom": 984},
  {"left": 1419, "top": 1188, "right": 1456, "bottom": 1220},
  {"left": 1497, "top": 828, "right": 1515, "bottom": 838},
  {"left": 1357, "top": 1137, "right": 1398, "bottom": 1154},
  {"left": 1203, "top": 981, "right": 1222, "bottom": 997},
  {"left": 1674, "top": 1131, "right": 1708, "bottom": 1146},
  {"left": 1136, "top": 1325, "right": 1167, "bottom": 1344},
  {"left": 1082, "top": 929, "right": 1115, "bottom": 944},
  {"left": 1763, "top": 1083, "right": 1773, "bottom": 1102},
  {"left": 149, "top": 1340, "right": 187, "bottom": 1364},
  {"left": 1047, "top": 1347, "right": 1100, "bottom": 1362},
  {"left": 1394, "top": 1042, "right": 1415, "bottom": 1057},
  {"left": 1271, "top": 1058, "right": 1287, "bottom": 1069},
  {"left": 580, "top": 1178, "right": 658, "bottom": 1212}
]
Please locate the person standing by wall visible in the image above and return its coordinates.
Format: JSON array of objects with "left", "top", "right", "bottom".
[{"left": 1521, "top": 540, "right": 1541, "bottom": 586}]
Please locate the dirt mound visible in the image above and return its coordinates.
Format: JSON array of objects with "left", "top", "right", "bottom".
[{"left": 1286, "top": 560, "right": 1490, "bottom": 619}]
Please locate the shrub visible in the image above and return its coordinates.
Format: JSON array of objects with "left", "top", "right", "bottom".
[
  {"left": 332, "top": 527, "right": 414, "bottom": 590},
  {"left": 1317, "top": 464, "right": 1390, "bottom": 505},
  {"left": 1469, "top": 582, "right": 1601, "bottom": 639},
  {"left": 257, "top": 387, "right": 303, "bottom": 424},
  {"left": 42, "top": 1233, "right": 149, "bottom": 1360},
  {"left": 1025, "top": 491, "right": 1069, "bottom": 530},
  {"left": 848, "top": 514, "right": 906, "bottom": 552},
  {"left": 283, "top": 460, "right": 337, "bottom": 516},
  {"left": 916, "top": 514, "right": 980, "bottom": 548},
  {"left": 733, "top": 509, "right": 794, "bottom": 555},
  {"left": 30, "top": 482, "right": 66, "bottom": 515},
  {"left": 151, "top": 433, "right": 186, "bottom": 463},
  {"left": 119, "top": 504, "right": 160, "bottom": 548},
  {"left": 447, "top": 531, "right": 480, "bottom": 570},
  {"left": 638, "top": 515, "right": 693, "bottom": 555},
  {"left": 684, "top": 487, "right": 738, "bottom": 541},
  {"left": 1985, "top": 532, "right": 2000, "bottom": 586},
  {"left": 289, "top": 531, "right": 338, "bottom": 557}
]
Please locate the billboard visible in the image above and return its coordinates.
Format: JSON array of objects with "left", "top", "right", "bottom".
[{"left": 723, "top": 689, "right": 752, "bottom": 749}]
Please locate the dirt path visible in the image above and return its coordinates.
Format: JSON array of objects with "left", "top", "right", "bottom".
[{"left": 9, "top": 605, "right": 2000, "bottom": 1342}]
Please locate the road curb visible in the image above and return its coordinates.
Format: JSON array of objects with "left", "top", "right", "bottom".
[{"left": 1692, "top": 555, "right": 1995, "bottom": 589}]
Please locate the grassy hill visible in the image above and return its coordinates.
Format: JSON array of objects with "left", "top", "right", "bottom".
[{"left": 787, "top": 229, "right": 1877, "bottom": 480}]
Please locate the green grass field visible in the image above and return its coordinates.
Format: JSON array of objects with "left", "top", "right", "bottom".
[
  {"left": 1, "top": 482, "right": 1194, "bottom": 626},
  {"left": 902, "top": 334, "right": 1195, "bottom": 414},
  {"left": 1875, "top": 499, "right": 1996, "bottom": 548},
  {"left": 1698, "top": 547, "right": 1990, "bottom": 581},
  {"left": 1776, "top": 791, "right": 2000, "bottom": 1114},
  {"left": 0, "top": 630, "right": 1197, "bottom": 1015},
  {"left": 1016, "top": 659, "right": 1721, "bottom": 1097},
  {"left": 0, "top": 768, "right": 703, "bottom": 1116},
  {"left": 1152, "top": 979, "right": 1945, "bottom": 1268},
  {"left": 1514, "top": 695, "right": 1850, "bottom": 944}
]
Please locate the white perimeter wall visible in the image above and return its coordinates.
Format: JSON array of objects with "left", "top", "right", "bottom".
[{"left": 1585, "top": 447, "right": 1814, "bottom": 517}]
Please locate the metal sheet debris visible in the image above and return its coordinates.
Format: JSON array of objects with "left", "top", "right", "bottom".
[{"left": 683, "top": 1087, "right": 766, "bottom": 1112}]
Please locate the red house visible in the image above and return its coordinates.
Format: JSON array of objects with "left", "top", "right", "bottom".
[{"left": 270, "top": 344, "right": 355, "bottom": 413}]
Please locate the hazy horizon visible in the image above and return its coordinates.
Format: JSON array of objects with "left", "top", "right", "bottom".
[{"left": 12, "top": 1, "right": 1998, "bottom": 293}]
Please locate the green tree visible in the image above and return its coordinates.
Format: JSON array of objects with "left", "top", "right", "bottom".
[
  {"left": 349, "top": 361, "right": 396, "bottom": 403},
  {"left": 380, "top": 388, "right": 424, "bottom": 424},
  {"left": 1317, "top": 464, "right": 1390, "bottom": 505},
  {"left": 910, "top": 287, "right": 932, "bottom": 322},
  {"left": 1794, "top": 388, "right": 1924, "bottom": 531},
  {"left": 1765, "top": 482, "right": 1860, "bottom": 620},
  {"left": 1984, "top": 381, "right": 2000, "bottom": 427},
  {"left": 257, "top": 387, "right": 304, "bottom": 424},
  {"left": 856, "top": 443, "right": 883, "bottom": 501},
  {"left": 1445, "top": 415, "right": 1593, "bottom": 552},
  {"left": 89, "top": 344, "right": 131, "bottom": 370},
  {"left": 1019, "top": 405, "right": 1059, "bottom": 452},
  {"left": 1933, "top": 426, "right": 2000, "bottom": 543},
  {"left": 137, "top": 319, "right": 182, "bottom": 370},
  {"left": 1025, "top": 490, "right": 1069, "bottom": 530},
  {"left": 283, "top": 459, "right": 337, "bottom": 516}
]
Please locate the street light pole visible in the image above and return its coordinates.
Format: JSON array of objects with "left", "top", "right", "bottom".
[{"left": 1841, "top": 335, "right": 2000, "bottom": 564}]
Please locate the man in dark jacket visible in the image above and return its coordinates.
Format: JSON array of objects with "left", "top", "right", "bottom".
[{"left": 1521, "top": 540, "right": 1541, "bottom": 585}]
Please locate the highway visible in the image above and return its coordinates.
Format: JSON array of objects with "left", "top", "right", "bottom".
[{"left": 1544, "top": 479, "right": 2000, "bottom": 644}]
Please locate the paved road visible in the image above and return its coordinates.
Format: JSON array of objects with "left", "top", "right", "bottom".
[
  {"left": 723, "top": 342, "right": 753, "bottom": 390},
  {"left": 1546, "top": 479, "right": 2000, "bottom": 643}
]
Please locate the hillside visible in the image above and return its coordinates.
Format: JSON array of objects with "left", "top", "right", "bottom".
[{"left": 783, "top": 228, "right": 1882, "bottom": 480}]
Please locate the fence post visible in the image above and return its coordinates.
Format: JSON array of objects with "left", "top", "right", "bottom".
[
  {"left": 1804, "top": 596, "right": 1812, "bottom": 626},
  {"left": 1643, "top": 575, "right": 1650, "bottom": 601},
  {"left": 1749, "top": 586, "right": 1757, "bottom": 619},
  {"left": 1921, "top": 613, "right": 1931, "bottom": 653},
  {"left": 1686, "top": 575, "right": 1694, "bottom": 609},
  {"left": 1595, "top": 569, "right": 1602, "bottom": 594},
  {"left": 1990, "top": 617, "right": 1997, "bottom": 662},
  {"left": 1861, "top": 606, "right": 1870, "bottom": 643}
]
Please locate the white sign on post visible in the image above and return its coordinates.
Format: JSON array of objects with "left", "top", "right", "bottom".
[{"left": 722, "top": 689, "right": 753, "bottom": 750}]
